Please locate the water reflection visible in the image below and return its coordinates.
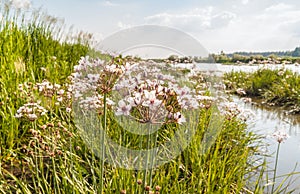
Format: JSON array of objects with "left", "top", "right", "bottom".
[
  {"left": 216, "top": 63, "right": 300, "bottom": 74},
  {"left": 233, "top": 96, "right": 300, "bottom": 192},
  {"left": 173, "top": 63, "right": 300, "bottom": 74},
  {"left": 174, "top": 62, "right": 300, "bottom": 191}
]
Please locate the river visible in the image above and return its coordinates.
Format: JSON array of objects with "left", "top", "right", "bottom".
[{"left": 173, "top": 63, "right": 300, "bottom": 192}]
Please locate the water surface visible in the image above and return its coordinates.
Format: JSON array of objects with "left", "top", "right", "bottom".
[{"left": 175, "top": 62, "right": 300, "bottom": 191}]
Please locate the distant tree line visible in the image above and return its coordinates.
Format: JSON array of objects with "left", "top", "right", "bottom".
[
  {"left": 228, "top": 47, "right": 300, "bottom": 57},
  {"left": 212, "top": 47, "right": 300, "bottom": 64},
  {"left": 145, "top": 47, "right": 300, "bottom": 64}
]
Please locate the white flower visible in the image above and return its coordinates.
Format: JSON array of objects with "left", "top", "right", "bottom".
[
  {"left": 178, "top": 96, "right": 199, "bottom": 109},
  {"left": 106, "top": 98, "right": 115, "bottom": 106},
  {"left": 236, "top": 88, "right": 246, "bottom": 95},
  {"left": 142, "top": 90, "right": 162, "bottom": 109},
  {"left": 15, "top": 113, "right": 22, "bottom": 118},
  {"left": 15, "top": 102, "right": 47, "bottom": 121},
  {"left": 176, "top": 86, "right": 191, "bottom": 96},
  {"left": 115, "top": 100, "right": 131, "bottom": 116},
  {"left": 54, "top": 84, "right": 61, "bottom": 89},
  {"left": 28, "top": 113, "right": 37, "bottom": 121},
  {"left": 272, "top": 130, "right": 289, "bottom": 143},
  {"left": 79, "top": 95, "right": 103, "bottom": 110},
  {"left": 57, "top": 96, "right": 63, "bottom": 102},
  {"left": 87, "top": 74, "right": 99, "bottom": 83},
  {"left": 278, "top": 71, "right": 284, "bottom": 76},
  {"left": 57, "top": 89, "right": 65, "bottom": 95},
  {"left": 133, "top": 92, "right": 142, "bottom": 106},
  {"left": 173, "top": 112, "right": 186, "bottom": 124},
  {"left": 195, "top": 95, "right": 215, "bottom": 101},
  {"left": 66, "top": 107, "right": 72, "bottom": 113}
]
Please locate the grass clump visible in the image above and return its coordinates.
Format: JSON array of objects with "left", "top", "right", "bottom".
[
  {"left": 0, "top": 1, "right": 273, "bottom": 193},
  {"left": 224, "top": 67, "right": 300, "bottom": 114}
]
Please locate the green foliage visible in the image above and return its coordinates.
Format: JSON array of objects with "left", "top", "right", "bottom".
[
  {"left": 224, "top": 68, "right": 300, "bottom": 113},
  {"left": 0, "top": 2, "right": 278, "bottom": 194},
  {"left": 0, "top": 1, "right": 89, "bottom": 152}
]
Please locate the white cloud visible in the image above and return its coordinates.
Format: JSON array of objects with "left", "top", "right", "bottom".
[
  {"left": 265, "top": 3, "right": 292, "bottom": 12},
  {"left": 145, "top": 7, "right": 236, "bottom": 32},
  {"left": 117, "top": 21, "right": 131, "bottom": 29},
  {"left": 241, "top": 0, "right": 249, "bottom": 5},
  {"left": 102, "top": 0, "right": 119, "bottom": 7}
]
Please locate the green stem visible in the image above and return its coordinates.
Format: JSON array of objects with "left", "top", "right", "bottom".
[
  {"left": 149, "top": 130, "right": 158, "bottom": 188},
  {"left": 100, "top": 93, "right": 107, "bottom": 194},
  {"left": 143, "top": 124, "right": 151, "bottom": 190},
  {"left": 271, "top": 142, "right": 281, "bottom": 193},
  {"left": 136, "top": 135, "right": 143, "bottom": 194},
  {"left": 33, "top": 121, "right": 39, "bottom": 192}
]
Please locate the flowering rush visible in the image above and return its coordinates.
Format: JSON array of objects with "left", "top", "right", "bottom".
[
  {"left": 71, "top": 56, "right": 126, "bottom": 113},
  {"left": 115, "top": 78, "right": 187, "bottom": 124},
  {"left": 272, "top": 130, "right": 289, "bottom": 143},
  {"left": 112, "top": 60, "right": 216, "bottom": 125},
  {"left": 72, "top": 56, "right": 220, "bottom": 125},
  {"left": 15, "top": 102, "right": 48, "bottom": 121}
]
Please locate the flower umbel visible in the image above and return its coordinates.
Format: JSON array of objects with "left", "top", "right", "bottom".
[
  {"left": 15, "top": 102, "right": 48, "bottom": 121},
  {"left": 272, "top": 130, "right": 289, "bottom": 143}
]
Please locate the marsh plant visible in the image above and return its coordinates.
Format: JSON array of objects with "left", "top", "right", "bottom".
[
  {"left": 0, "top": 1, "right": 284, "bottom": 193},
  {"left": 71, "top": 56, "right": 216, "bottom": 191},
  {"left": 224, "top": 67, "right": 300, "bottom": 114}
]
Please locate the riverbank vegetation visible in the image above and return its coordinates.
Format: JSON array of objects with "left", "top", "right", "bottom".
[
  {"left": 212, "top": 50, "right": 300, "bottom": 65},
  {"left": 0, "top": 1, "right": 297, "bottom": 193},
  {"left": 152, "top": 50, "right": 300, "bottom": 65},
  {"left": 224, "top": 67, "right": 300, "bottom": 114}
]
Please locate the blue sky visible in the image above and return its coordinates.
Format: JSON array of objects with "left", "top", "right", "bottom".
[{"left": 26, "top": 0, "right": 300, "bottom": 53}]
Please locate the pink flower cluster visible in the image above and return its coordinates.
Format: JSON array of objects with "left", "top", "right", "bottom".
[
  {"left": 71, "top": 56, "right": 125, "bottom": 113},
  {"left": 115, "top": 79, "right": 186, "bottom": 124},
  {"left": 15, "top": 102, "right": 48, "bottom": 121}
]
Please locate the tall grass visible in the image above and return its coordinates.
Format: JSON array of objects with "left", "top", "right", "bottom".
[
  {"left": 0, "top": 1, "right": 273, "bottom": 193},
  {"left": 224, "top": 68, "right": 300, "bottom": 114},
  {"left": 0, "top": 2, "right": 90, "bottom": 192}
]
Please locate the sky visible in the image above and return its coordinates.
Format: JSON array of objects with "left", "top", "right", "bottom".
[{"left": 21, "top": 0, "right": 300, "bottom": 54}]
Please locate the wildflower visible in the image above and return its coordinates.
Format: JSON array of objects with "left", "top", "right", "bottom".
[
  {"left": 278, "top": 70, "right": 284, "bottom": 76},
  {"left": 213, "top": 83, "right": 226, "bottom": 90},
  {"left": 28, "top": 113, "right": 38, "bottom": 121},
  {"left": 137, "top": 179, "right": 142, "bottom": 185},
  {"left": 178, "top": 96, "right": 199, "bottom": 110},
  {"left": 40, "top": 125, "right": 47, "bottom": 130},
  {"left": 79, "top": 96, "right": 103, "bottom": 110},
  {"left": 115, "top": 100, "right": 131, "bottom": 116},
  {"left": 15, "top": 102, "right": 48, "bottom": 121},
  {"left": 272, "top": 130, "right": 289, "bottom": 143},
  {"left": 57, "top": 96, "right": 63, "bottom": 102},
  {"left": 168, "top": 112, "right": 186, "bottom": 124},
  {"left": 236, "top": 88, "right": 246, "bottom": 95},
  {"left": 145, "top": 186, "right": 151, "bottom": 191},
  {"left": 130, "top": 92, "right": 142, "bottom": 106},
  {"left": 142, "top": 90, "right": 162, "bottom": 109},
  {"left": 155, "top": 186, "right": 161, "bottom": 191},
  {"left": 241, "top": 97, "right": 252, "bottom": 103},
  {"left": 66, "top": 107, "right": 72, "bottom": 113},
  {"left": 57, "top": 89, "right": 65, "bottom": 95},
  {"left": 174, "top": 112, "right": 186, "bottom": 124},
  {"left": 87, "top": 74, "right": 99, "bottom": 83},
  {"left": 219, "top": 101, "right": 254, "bottom": 121}
]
